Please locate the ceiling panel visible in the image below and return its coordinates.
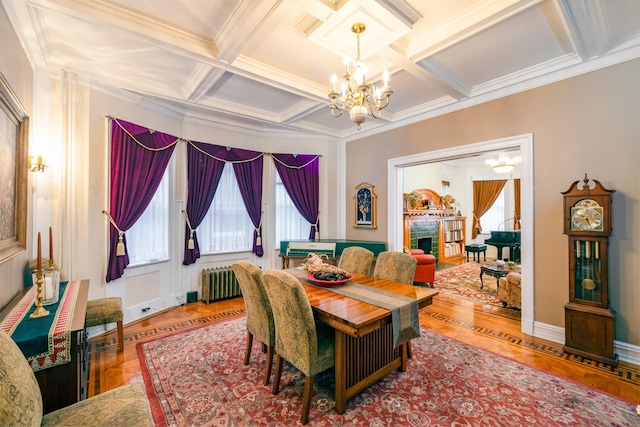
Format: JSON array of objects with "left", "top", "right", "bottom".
[{"left": 3, "top": 0, "right": 639, "bottom": 139}]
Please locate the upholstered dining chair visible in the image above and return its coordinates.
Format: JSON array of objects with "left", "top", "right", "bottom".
[
  {"left": 262, "top": 269, "right": 335, "bottom": 425},
  {"left": 372, "top": 251, "right": 418, "bottom": 358},
  {"left": 0, "top": 331, "right": 153, "bottom": 426},
  {"left": 372, "top": 251, "right": 417, "bottom": 285},
  {"left": 337, "top": 246, "right": 374, "bottom": 276},
  {"left": 232, "top": 261, "right": 275, "bottom": 386}
]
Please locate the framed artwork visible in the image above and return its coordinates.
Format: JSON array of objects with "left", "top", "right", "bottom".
[
  {"left": 353, "top": 182, "right": 377, "bottom": 228},
  {"left": 0, "top": 72, "right": 29, "bottom": 264}
]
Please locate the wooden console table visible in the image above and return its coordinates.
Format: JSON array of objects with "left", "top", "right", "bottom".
[{"left": 0, "top": 279, "right": 89, "bottom": 413}]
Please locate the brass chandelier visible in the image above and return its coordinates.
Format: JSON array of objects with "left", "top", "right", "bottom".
[{"left": 328, "top": 23, "right": 393, "bottom": 130}]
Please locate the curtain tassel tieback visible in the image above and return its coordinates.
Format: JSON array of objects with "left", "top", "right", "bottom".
[
  {"left": 102, "top": 210, "right": 126, "bottom": 256},
  {"left": 255, "top": 218, "right": 263, "bottom": 247},
  {"left": 314, "top": 221, "right": 320, "bottom": 240},
  {"left": 182, "top": 210, "right": 196, "bottom": 250}
]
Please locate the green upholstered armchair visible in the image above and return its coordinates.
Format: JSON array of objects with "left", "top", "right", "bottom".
[
  {"left": 262, "top": 269, "right": 335, "bottom": 425},
  {"left": 337, "top": 246, "right": 374, "bottom": 276},
  {"left": 232, "top": 261, "right": 275, "bottom": 386},
  {"left": 0, "top": 330, "right": 153, "bottom": 426}
]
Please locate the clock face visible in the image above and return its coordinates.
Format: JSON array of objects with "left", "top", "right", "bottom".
[{"left": 571, "top": 199, "right": 604, "bottom": 231}]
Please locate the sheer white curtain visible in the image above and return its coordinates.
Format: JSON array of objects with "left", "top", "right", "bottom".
[
  {"left": 479, "top": 186, "right": 506, "bottom": 233},
  {"left": 198, "top": 164, "right": 253, "bottom": 253},
  {"left": 126, "top": 170, "right": 169, "bottom": 265},
  {"left": 275, "top": 171, "right": 308, "bottom": 244}
]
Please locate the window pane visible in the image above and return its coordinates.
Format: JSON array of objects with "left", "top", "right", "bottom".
[
  {"left": 198, "top": 164, "right": 253, "bottom": 253},
  {"left": 275, "top": 172, "right": 308, "bottom": 244},
  {"left": 126, "top": 171, "right": 169, "bottom": 264},
  {"left": 479, "top": 186, "right": 506, "bottom": 232}
]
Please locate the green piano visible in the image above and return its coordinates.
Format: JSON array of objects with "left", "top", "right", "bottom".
[{"left": 279, "top": 239, "right": 387, "bottom": 269}]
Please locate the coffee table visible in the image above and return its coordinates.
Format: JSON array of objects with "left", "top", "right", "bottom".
[{"left": 480, "top": 263, "right": 520, "bottom": 289}]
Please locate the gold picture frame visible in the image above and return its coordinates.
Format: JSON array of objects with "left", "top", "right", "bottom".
[
  {"left": 353, "top": 182, "right": 377, "bottom": 229},
  {"left": 0, "top": 72, "right": 29, "bottom": 263}
]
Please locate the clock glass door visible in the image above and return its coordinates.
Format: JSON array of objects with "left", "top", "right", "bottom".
[{"left": 570, "top": 237, "right": 606, "bottom": 307}]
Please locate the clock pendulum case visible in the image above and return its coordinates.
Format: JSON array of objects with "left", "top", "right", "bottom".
[{"left": 561, "top": 174, "right": 617, "bottom": 366}]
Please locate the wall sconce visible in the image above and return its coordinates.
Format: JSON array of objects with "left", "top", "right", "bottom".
[{"left": 28, "top": 155, "right": 47, "bottom": 172}]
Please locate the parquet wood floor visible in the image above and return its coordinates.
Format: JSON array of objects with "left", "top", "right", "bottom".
[{"left": 88, "top": 294, "right": 640, "bottom": 405}]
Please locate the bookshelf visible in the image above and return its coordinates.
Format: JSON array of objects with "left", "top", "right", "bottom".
[{"left": 440, "top": 217, "right": 466, "bottom": 262}]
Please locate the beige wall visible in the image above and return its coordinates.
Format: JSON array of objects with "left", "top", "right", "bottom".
[
  {"left": 0, "top": 7, "right": 33, "bottom": 309},
  {"left": 345, "top": 59, "right": 640, "bottom": 345}
]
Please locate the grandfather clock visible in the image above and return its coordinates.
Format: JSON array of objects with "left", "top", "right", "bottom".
[{"left": 561, "top": 174, "right": 617, "bottom": 366}]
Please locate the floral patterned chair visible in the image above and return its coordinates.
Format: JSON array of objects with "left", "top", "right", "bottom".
[
  {"left": 337, "top": 246, "right": 374, "bottom": 276},
  {"left": 232, "top": 261, "right": 275, "bottom": 386},
  {"left": 498, "top": 272, "right": 522, "bottom": 309},
  {"left": 372, "top": 251, "right": 417, "bottom": 285},
  {"left": 262, "top": 269, "right": 335, "bottom": 425},
  {"left": 0, "top": 330, "right": 153, "bottom": 426}
]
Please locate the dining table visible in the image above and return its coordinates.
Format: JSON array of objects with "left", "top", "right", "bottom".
[{"left": 286, "top": 268, "right": 439, "bottom": 414}]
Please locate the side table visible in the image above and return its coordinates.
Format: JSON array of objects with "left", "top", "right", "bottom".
[{"left": 480, "top": 263, "right": 520, "bottom": 290}]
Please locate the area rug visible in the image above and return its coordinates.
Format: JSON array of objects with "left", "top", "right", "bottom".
[
  {"left": 434, "top": 262, "right": 506, "bottom": 307},
  {"left": 137, "top": 317, "right": 637, "bottom": 426}
]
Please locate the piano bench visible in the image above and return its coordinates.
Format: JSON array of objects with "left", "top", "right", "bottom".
[{"left": 465, "top": 244, "right": 487, "bottom": 262}]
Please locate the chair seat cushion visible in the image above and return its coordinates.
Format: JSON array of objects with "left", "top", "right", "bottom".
[
  {"left": 41, "top": 382, "right": 153, "bottom": 427},
  {"left": 85, "top": 297, "right": 123, "bottom": 327}
]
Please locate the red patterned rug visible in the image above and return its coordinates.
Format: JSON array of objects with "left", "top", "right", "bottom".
[
  {"left": 434, "top": 262, "right": 507, "bottom": 308},
  {"left": 137, "top": 317, "right": 637, "bottom": 426}
]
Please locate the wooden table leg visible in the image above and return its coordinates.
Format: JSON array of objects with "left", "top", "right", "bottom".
[
  {"left": 400, "top": 342, "right": 407, "bottom": 372},
  {"left": 334, "top": 330, "right": 347, "bottom": 415}
]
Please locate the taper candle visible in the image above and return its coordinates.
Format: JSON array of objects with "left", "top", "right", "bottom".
[
  {"left": 49, "top": 227, "right": 53, "bottom": 261},
  {"left": 37, "top": 232, "right": 42, "bottom": 270}
]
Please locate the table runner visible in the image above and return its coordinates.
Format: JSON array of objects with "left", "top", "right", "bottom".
[
  {"left": 0, "top": 280, "right": 80, "bottom": 371},
  {"left": 290, "top": 269, "right": 419, "bottom": 347},
  {"left": 319, "top": 282, "right": 419, "bottom": 347}
]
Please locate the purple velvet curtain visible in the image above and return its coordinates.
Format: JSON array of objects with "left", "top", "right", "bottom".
[
  {"left": 106, "top": 118, "right": 178, "bottom": 282},
  {"left": 232, "top": 156, "right": 264, "bottom": 256},
  {"left": 182, "top": 141, "right": 226, "bottom": 264},
  {"left": 183, "top": 142, "right": 264, "bottom": 264},
  {"left": 272, "top": 154, "right": 320, "bottom": 239}
]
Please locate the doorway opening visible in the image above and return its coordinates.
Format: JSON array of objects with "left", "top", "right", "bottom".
[{"left": 387, "top": 134, "right": 534, "bottom": 336}]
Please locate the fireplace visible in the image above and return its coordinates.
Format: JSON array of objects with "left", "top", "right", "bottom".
[{"left": 417, "top": 237, "right": 433, "bottom": 254}]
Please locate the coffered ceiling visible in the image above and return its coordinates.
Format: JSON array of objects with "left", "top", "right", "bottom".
[{"left": 3, "top": 0, "right": 640, "bottom": 139}]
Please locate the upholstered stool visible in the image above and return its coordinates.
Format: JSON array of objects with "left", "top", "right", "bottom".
[{"left": 85, "top": 297, "right": 124, "bottom": 351}]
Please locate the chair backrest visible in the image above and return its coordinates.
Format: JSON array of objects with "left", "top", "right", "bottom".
[
  {"left": 232, "top": 261, "right": 275, "bottom": 347},
  {"left": 372, "top": 251, "right": 417, "bottom": 285},
  {"left": 337, "top": 246, "right": 374, "bottom": 276},
  {"left": 261, "top": 269, "right": 318, "bottom": 375},
  {"left": 0, "top": 331, "right": 43, "bottom": 426}
]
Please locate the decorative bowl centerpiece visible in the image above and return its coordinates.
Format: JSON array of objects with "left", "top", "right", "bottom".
[{"left": 302, "top": 253, "right": 352, "bottom": 287}]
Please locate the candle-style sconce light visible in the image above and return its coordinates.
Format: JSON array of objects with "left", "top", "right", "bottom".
[{"left": 28, "top": 154, "right": 47, "bottom": 172}]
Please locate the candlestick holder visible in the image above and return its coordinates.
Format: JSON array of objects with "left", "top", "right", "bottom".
[{"left": 30, "top": 268, "right": 50, "bottom": 318}]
